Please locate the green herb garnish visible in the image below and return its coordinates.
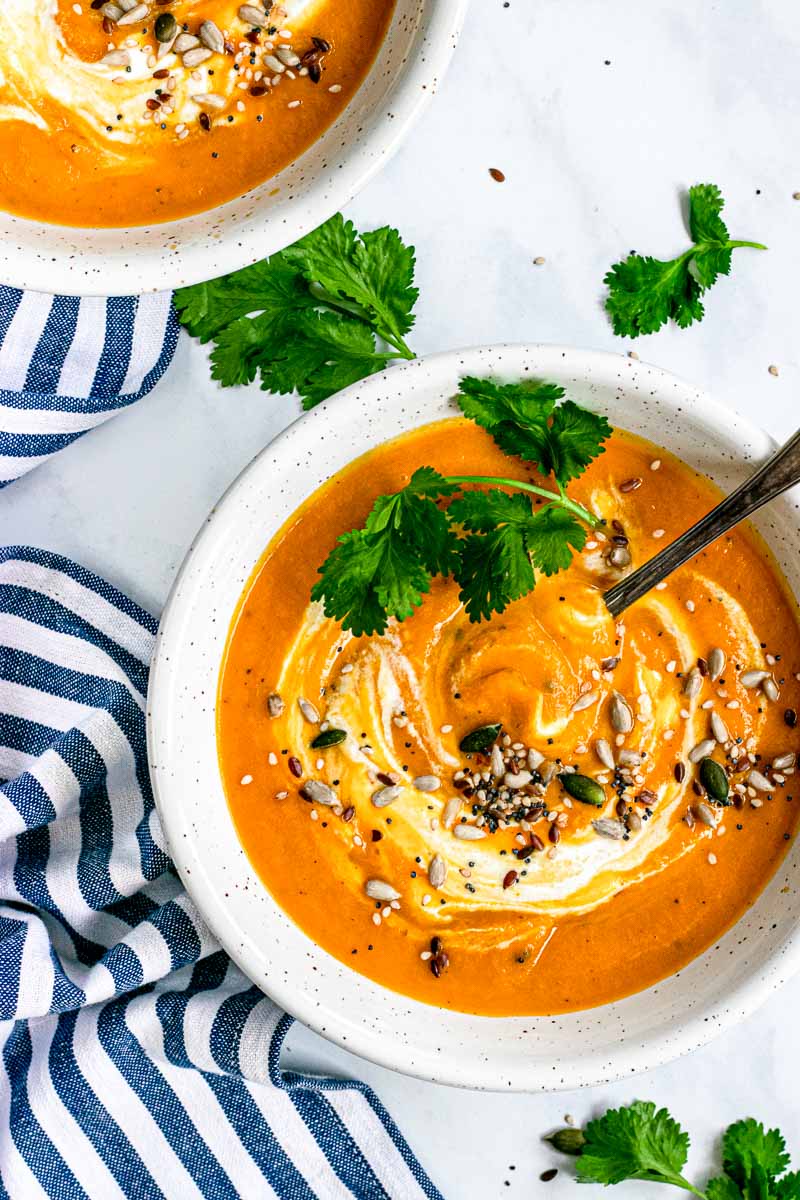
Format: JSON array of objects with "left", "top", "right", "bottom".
[
  {"left": 546, "top": 1102, "right": 800, "bottom": 1198},
  {"left": 174, "top": 214, "right": 417, "bottom": 408},
  {"left": 604, "top": 184, "right": 766, "bottom": 338},
  {"left": 311, "top": 377, "right": 610, "bottom": 636}
]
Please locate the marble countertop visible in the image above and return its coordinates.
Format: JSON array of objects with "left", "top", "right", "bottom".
[{"left": 2, "top": 0, "right": 798, "bottom": 1194}]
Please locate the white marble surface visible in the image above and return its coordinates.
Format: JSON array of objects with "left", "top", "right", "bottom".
[{"left": 2, "top": 0, "right": 799, "bottom": 1195}]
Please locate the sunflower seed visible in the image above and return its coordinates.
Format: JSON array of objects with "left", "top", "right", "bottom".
[
  {"left": 117, "top": 3, "right": 149, "bottom": 25},
  {"left": 772, "top": 752, "right": 796, "bottom": 772},
  {"left": 428, "top": 855, "right": 446, "bottom": 889},
  {"left": 101, "top": 2, "right": 124, "bottom": 18},
  {"left": 740, "top": 669, "right": 768, "bottom": 688},
  {"left": 571, "top": 691, "right": 598, "bottom": 713},
  {"left": 239, "top": 3, "right": 268, "bottom": 22},
  {"left": 694, "top": 801, "right": 716, "bottom": 827},
  {"left": 372, "top": 784, "right": 403, "bottom": 808},
  {"left": 527, "top": 747, "right": 545, "bottom": 771},
  {"left": 199, "top": 20, "right": 225, "bottom": 53},
  {"left": 708, "top": 647, "right": 726, "bottom": 680},
  {"left": 192, "top": 93, "right": 227, "bottom": 111},
  {"left": 592, "top": 818, "right": 626, "bottom": 840},
  {"left": 300, "top": 780, "right": 337, "bottom": 806},
  {"left": 275, "top": 45, "right": 301, "bottom": 67},
  {"left": 490, "top": 745, "right": 505, "bottom": 778},
  {"left": 173, "top": 32, "right": 200, "bottom": 52},
  {"left": 264, "top": 54, "right": 286, "bottom": 73},
  {"left": 762, "top": 676, "right": 780, "bottom": 702},
  {"left": 101, "top": 49, "right": 131, "bottom": 66},
  {"left": 747, "top": 770, "right": 772, "bottom": 792},
  {"left": 504, "top": 770, "right": 533, "bottom": 789},
  {"left": 182, "top": 47, "right": 213, "bottom": 67},
  {"left": 453, "top": 824, "right": 487, "bottom": 841},
  {"left": 608, "top": 545, "right": 632, "bottom": 568},
  {"left": 689, "top": 738, "right": 716, "bottom": 764},
  {"left": 442, "top": 797, "right": 461, "bottom": 828},
  {"left": 298, "top": 697, "right": 320, "bottom": 724},
  {"left": 609, "top": 692, "right": 634, "bottom": 734},
  {"left": 710, "top": 711, "right": 729, "bottom": 744},
  {"left": 540, "top": 760, "right": 558, "bottom": 785},
  {"left": 595, "top": 738, "right": 615, "bottom": 770},
  {"left": 413, "top": 775, "right": 440, "bottom": 793},
  {"left": 365, "top": 879, "right": 400, "bottom": 901},
  {"left": 267, "top": 692, "right": 284, "bottom": 718},
  {"left": 683, "top": 668, "right": 702, "bottom": 699},
  {"left": 618, "top": 749, "right": 642, "bottom": 767}
]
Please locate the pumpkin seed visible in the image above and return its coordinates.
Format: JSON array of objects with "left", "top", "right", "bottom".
[
  {"left": 708, "top": 647, "right": 726, "bottom": 680},
  {"left": 428, "top": 855, "right": 446, "bottom": 889},
  {"left": 740, "top": 669, "right": 768, "bottom": 688},
  {"left": 300, "top": 780, "right": 337, "bottom": 806},
  {"left": 592, "top": 817, "right": 626, "bottom": 839},
  {"left": 365, "top": 879, "right": 400, "bottom": 902},
  {"left": 689, "top": 738, "right": 716, "bottom": 764},
  {"left": 459, "top": 723, "right": 502, "bottom": 753},
  {"left": 699, "top": 757, "right": 729, "bottom": 802},
  {"left": 453, "top": 824, "right": 487, "bottom": 840},
  {"left": 311, "top": 728, "right": 346, "bottom": 749},
  {"left": 559, "top": 773, "right": 605, "bottom": 807},
  {"left": 154, "top": 12, "right": 177, "bottom": 42},
  {"left": 372, "top": 784, "right": 403, "bottom": 808},
  {"left": 413, "top": 775, "right": 440, "bottom": 793},
  {"left": 609, "top": 692, "right": 633, "bottom": 734},
  {"left": 595, "top": 738, "right": 615, "bottom": 770}
]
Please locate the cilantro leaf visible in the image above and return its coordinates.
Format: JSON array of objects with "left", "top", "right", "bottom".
[
  {"left": 722, "top": 1120, "right": 790, "bottom": 1190},
  {"left": 576, "top": 1101, "right": 691, "bottom": 1188},
  {"left": 175, "top": 213, "right": 418, "bottom": 408},
  {"left": 776, "top": 1172, "right": 800, "bottom": 1199},
  {"left": 456, "top": 377, "right": 610, "bottom": 486},
  {"left": 528, "top": 504, "right": 587, "bottom": 574},
  {"left": 604, "top": 183, "right": 766, "bottom": 338},
  {"left": 705, "top": 1177, "right": 744, "bottom": 1200}
]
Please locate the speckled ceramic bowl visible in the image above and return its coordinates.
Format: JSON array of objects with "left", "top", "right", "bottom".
[
  {"left": 0, "top": 0, "right": 466, "bottom": 297},
  {"left": 147, "top": 344, "right": 800, "bottom": 1091}
]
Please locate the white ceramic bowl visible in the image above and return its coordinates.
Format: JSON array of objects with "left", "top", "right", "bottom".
[
  {"left": 147, "top": 344, "right": 800, "bottom": 1092},
  {"left": 0, "top": 0, "right": 466, "bottom": 297}
]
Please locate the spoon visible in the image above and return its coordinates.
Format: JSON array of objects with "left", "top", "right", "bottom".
[{"left": 603, "top": 428, "right": 800, "bottom": 618}]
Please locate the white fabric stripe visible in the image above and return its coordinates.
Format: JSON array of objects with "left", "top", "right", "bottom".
[
  {"left": 0, "top": 403, "right": 113, "bottom": 436},
  {"left": 0, "top": 559, "right": 154, "bottom": 664},
  {"left": 0, "top": 291, "right": 54, "bottom": 392},
  {"left": 127, "top": 995, "right": 280, "bottom": 1200},
  {"left": 327, "top": 1089, "right": 431, "bottom": 1200},
  {"left": 75, "top": 1003, "right": 207, "bottom": 1200},
  {"left": 0, "top": 1045, "right": 52, "bottom": 1200},
  {"left": 83, "top": 711, "right": 150, "bottom": 902},
  {"left": 247, "top": 1080, "right": 355, "bottom": 1200},
  {"left": 0, "top": 450, "right": 51, "bottom": 482},
  {"left": 0, "top": 678, "right": 96, "bottom": 733},
  {"left": 2, "top": 908, "right": 54, "bottom": 1020},
  {"left": 57, "top": 298, "right": 108, "bottom": 401},
  {"left": 118, "top": 293, "right": 172, "bottom": 396},
  {"left": 26, "top": 1017, "right": 128, "bottom": 1200},
  {"left": 1, "top": 613, "right": 145, "bottom": 710},
  {"left": 237, "top": 994, "right": 283, "bottom": 1087},
  {"left": 171, "top": 892, "right": 218, "bottom": 960}
]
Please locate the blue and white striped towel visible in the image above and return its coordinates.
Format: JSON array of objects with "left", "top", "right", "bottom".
[
  {"left": 0, "top": 287, "right": 178, "bottom": 487},
  {"left": 0, "top": 545, "right": 441, "bottom": 1200}
]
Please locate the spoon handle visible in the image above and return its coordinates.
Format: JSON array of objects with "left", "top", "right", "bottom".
[{"left": 603, "top": 428, "right": 800, "bottom": 619}]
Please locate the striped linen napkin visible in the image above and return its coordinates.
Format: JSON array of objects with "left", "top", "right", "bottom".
[
  {"left": 0, "top": 559, "right": 443, "bottom": 1194},
  {"left": 0, "top": 287, "right": 178, "bottom": 487}
]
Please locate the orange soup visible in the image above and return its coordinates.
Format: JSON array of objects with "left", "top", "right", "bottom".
[
  {"left": 0, "top": 1, "right": 393, "bottom": 226},
  {"left": 218, "top": 420, "right": 800, "bottom": 1015}
]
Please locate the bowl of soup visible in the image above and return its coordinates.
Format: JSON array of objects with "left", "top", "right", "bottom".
[
  {"left": 0, "top": 0, "right": 466, "bottom": 294},
  {"left": 147, "top": 344, "right": 800, "bottom": 1090}
]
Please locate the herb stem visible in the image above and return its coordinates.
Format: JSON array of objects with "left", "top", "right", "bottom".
[
  {"left": 446, "top": 474, "right": 602, "bottom": 530},
  {"left": 726, "top": 239, "right": 767, "bottom": 251},
  {"left": 308, "top": 281, "right": 416, "bottom": 360}
]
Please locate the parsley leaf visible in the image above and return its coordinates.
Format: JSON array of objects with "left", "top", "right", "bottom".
[
  {"left": 576, "top": 1101, "right": 692, "bottom": 1189},
  {"left": 174, "top": 214, "right": 417, "bottom": 408},
  {"left": 456, "top": 376, "right": 610, "bottom": 485},
  {"left": 604, "top": 183, "right": 766, "bottom": 338}
]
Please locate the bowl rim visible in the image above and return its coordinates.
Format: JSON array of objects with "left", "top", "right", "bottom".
[
  {"left": 147, "top": 343, "right": 800, "bottom": 1092},
  {"left": 0, "top": 0, "right": 468, "bottom": 296}
]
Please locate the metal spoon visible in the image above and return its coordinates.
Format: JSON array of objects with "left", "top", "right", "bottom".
[{"left": 604, "top": 428, "right": 800, "bottom": 618}]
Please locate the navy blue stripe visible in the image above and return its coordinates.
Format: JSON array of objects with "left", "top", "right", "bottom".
[
  {"left": 0, "top": 712, "right": 60, "bottom": 762},
  {"left": 1, "top": 770, "right": 56, "bottom": 829},
  {"left": 3, "top": 1022, "right": 89, "bottom": 1199},
  {"left": 49, "top": 1010, "right": 163, "bottom": 1198},
  {"left": 14, "top": 825, "right": 98, "bottom": 982},
  {"left": 0, "top": 915, "right": 24, "bottom": 1020},
  {"left": 0, "top": 430, "right": 83, "bottom": 458},
  {"left": 0, "top": 289, "right": 23, "bottom": 346},
  {"left": 24, "top": 298, "right": 81, "bottom": 396},
  {"left": 91, "top": 298, "right": 136, "bottom": 399},
  {"left": 289, "top": 1086, "right": 391, "bottom": 1199},
  {"left": 209, "top": 988, "right": 264, "bottom": 1075},
  {"left": 96, "top": 998, "right": 236, "bottom": 1198},
  {"left": 148, "top": 901, "right": 202, "bottom": 972}
]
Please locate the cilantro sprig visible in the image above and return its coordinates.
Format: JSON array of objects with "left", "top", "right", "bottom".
[
  {"left": 546, "top": 1102, "right": 800, "bottom": 1199},
  {"left": 174, "top": 214, "right": 417, "bottom": 408},
  {"left": 604, "top": 184, "right": 766, "bottom": 338},
  {"left": 311, "top": 377, "right": 610, "bottom": 636}
]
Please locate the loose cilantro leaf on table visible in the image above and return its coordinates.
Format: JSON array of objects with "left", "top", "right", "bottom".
[
  {"left": 546, "top": 1102, "right": 799, "bottom": 1199},
  {"left": 604, "top": 184, "right": 766, "bottom": 338},
  {"left": 312, "top": 377, "right": 608, "bottom": 636},
  {"left": 174, "top": 214, "right": 417, "bottom": 409}
]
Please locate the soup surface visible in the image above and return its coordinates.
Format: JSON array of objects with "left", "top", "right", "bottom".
[
  {"left": 0, "top": 1, "right": 392, "bottom": 226},
  {"left": 218, "top": 419, "right": 800, "bottom": 1015}
]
